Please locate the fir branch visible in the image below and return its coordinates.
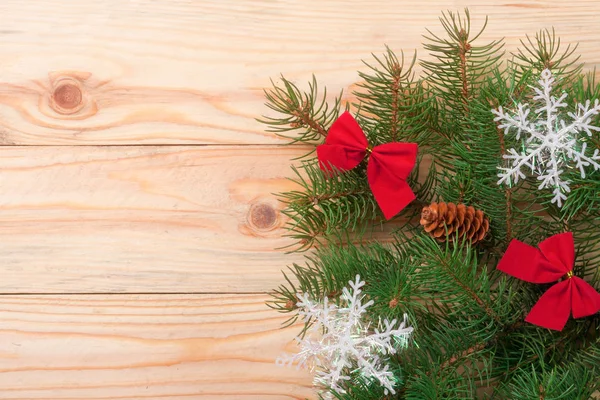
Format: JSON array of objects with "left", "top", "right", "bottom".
[
  {"left": 487, "top": 69, "right": 533, "bottom": 243},
  {"left": 497, "top": 124, "right": 514, "bottom": 242},
  {"left": 421, "top": 9, "right": 504, "bottom": 115},
  {"left": 363, "top": 48, "right": 410, "bottom": 141},
  {"left": 495, "top": 362, "right": 598, "bottom": 400},
  {"left": 278, "top": 160, "right": 378, "bottom": 251},
  {"left": 436, "top": 67, "right": 565, "bottom": 248},
  {"left": 570, "top": 334, "right": 600, "bottom": 378},
  {"left": 513, "top": 28, "right": 583, "bottom": 85},
  {"left": 268, "top": 242, "right": 404, "bottom": 330},
  {"left": 264, "top": 9, "right": 600, "bottom": 399},
  {"left": 355, "top": 48, "right": 434, "bottom": 145},
  {"left": 259, "top": 75, "right": 344, "bottom": 149},
  {"left": 399, "top": 329, "right": 493, "bottom": 399},
  {"left": 410, "top": 235, "right": 503, "bottom": 325},
  {"left": 458, "top": 26, "right": 471, "bottom": 102},
  {"left": 438, "top": 342, "right": 487, "bottom": 372}
]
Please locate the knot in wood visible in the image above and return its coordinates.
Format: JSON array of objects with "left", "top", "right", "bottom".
[
  {"left": 53, "top": 83, "right": 82, "bottom": 110},
  {"left": 49, "top": 77, "right": 87, "bottom": 115},
  {"left": 247, "top": 203, "right": 277, "bottom": 231}
]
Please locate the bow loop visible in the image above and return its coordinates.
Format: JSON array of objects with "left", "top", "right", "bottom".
[
  {"left": 538, "top": 232, "right": 575, "bottom": 274},
  {"left": 497, "top": 232, "right": 600, "bottom": 331},
  {"left": 316, "top": 112, "right": 418, "bottom": 220},
  {"left": 497, "top": 238, "right": 565, "bottom": 284}
]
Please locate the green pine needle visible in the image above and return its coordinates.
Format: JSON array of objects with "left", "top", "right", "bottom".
[{"left": 260, "top": 8, "right": 600, "bottom": 399}]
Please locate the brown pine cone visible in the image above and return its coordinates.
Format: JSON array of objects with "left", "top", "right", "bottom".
[{"left": 420, "top": 202, "right": 489, "bottom": 244}]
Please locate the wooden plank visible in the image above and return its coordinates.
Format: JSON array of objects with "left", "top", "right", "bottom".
[
  {"left": 0, "top": 1, "right": 599, "bottom": 144},
  {"left": 0, "top": 145, "right": 310, "bottom": 294},
  {"left": 0, "top": 294, "right": 314, "bottom": 399}
]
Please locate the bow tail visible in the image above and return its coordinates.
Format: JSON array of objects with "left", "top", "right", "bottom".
[
  {"left": 367, "top": 165, "right": 415, "bottom": 220},
  {"left": 570, "top": 277, "right": 600, "bottom": 319},
  {"left": 367, "top": 144, "right": 417, "bottom": 220},
  {"left": 526, "top": 280, "right": 572, "bottom": 331},
  {"left": 373, "top": 180, "right": 415, "bottom": 220}
]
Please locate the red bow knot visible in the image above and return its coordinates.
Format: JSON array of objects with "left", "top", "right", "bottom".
[
  {"left": 497, "top": 232, "right": 600, "bottom": 331},
  {"left": 316, "top": 111, "right": 418, "bottom": 220}
]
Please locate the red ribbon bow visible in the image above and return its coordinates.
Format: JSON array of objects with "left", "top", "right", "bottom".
[
  {"left": 497, "top": 232, "right": 600, "bottom": 331},
  {"left": 316, "top": 111, "right": 418, "bottom": 220}
]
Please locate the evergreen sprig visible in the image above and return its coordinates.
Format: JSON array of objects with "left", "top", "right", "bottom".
[
  {"left": 261, "top": 8, "right": 600, "bottom": 399},
  {"left": 513, "top": 28, "right": 583, "bottom": 86},
  {"left": 421, "top": 9, "right": 504, "bottom": 117},
  {"left": 277, "top": 160, "right": 378, "bottom": 252},
  {"left": 355, "top": 48, "right": 434, "bottom": 145},
  {"left": 259, "top": 75, "right": 344, "bottom": 151},
  {"left": 266, "top": 48, "right": 439, "bottom": 251}
]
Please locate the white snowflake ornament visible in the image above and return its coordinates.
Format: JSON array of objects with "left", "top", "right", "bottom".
[
  {"left": 492, "top": 69, "right": 600, "bottom": 206},
  {"left": 276, "top": 275, "right": 413, "bottom": 398}
]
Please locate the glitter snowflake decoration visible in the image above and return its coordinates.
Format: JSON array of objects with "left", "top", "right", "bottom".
[
  {"left": 276, "top": 275, "right": 413, "bottom": 398},
  {"left": 492, "top": 69, "right": 600, "bottom": 206}
]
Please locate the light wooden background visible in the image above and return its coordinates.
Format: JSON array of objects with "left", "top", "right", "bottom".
[{"left": 0, "top": 1, "right": 599, "bottom": 399}]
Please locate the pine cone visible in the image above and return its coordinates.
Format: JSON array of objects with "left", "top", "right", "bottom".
[{"left": 420, "top": 202, "right": 489, "bottom": 244}]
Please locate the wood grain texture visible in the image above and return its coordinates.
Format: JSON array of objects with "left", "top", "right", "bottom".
[
  {"left": 1, "top": 1, "right": 598, "bottom": 398},
  {"left": 0, "top": 0, "right": 599, "bottom": 144},
  {"left": 0, "top": 145, "right": 310, "bottom": 293},
  {"left": 0, "top": 294, "right": 314, "bottom": 399}
]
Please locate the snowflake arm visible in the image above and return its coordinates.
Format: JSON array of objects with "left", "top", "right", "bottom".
[
  {"left": 570, "top": 142, "right": 600, "bottom": 178},
  {"left": 492, "top": 104, "right": 540, "bottom": 141}
]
